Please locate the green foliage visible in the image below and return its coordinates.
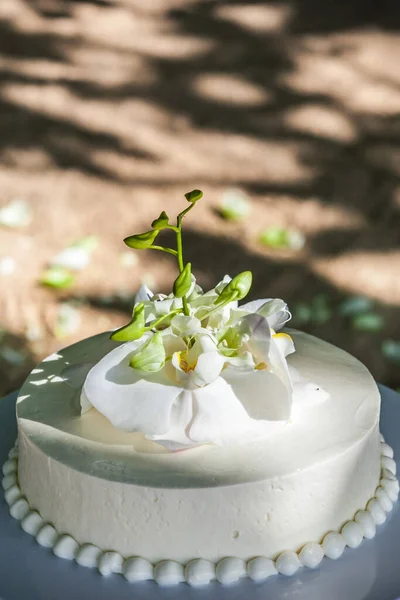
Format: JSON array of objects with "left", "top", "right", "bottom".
[
  {"left": 184, "top": 189, "right": 203, "bottom": 203},
  {"left": 215, "top": 271, "right": 252, "bottom": 305},
  {"left": 40, "top": 266, "right": 75, "bottom": 289},
  {"left": 129, "top": 332, "right": 166, "bottom": 371},
  {"left": 151, "top": 211, "right": 170, "bottom": 230},
  {"left": 124, "top": 230, "right": 159, "bottom": 249},
  {"left": 173, "top": 263, "right": 192, "bottom": 298},
  {"left": 111, "top": 303, "right": 145, "bottom": 342}
]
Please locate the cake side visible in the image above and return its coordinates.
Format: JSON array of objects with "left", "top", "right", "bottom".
[
  {"left": 17, "top": 421, "right": 380, "bottom": 563},
  {"left": 4, "top": 433, "right": 397, "bottom": 586}
]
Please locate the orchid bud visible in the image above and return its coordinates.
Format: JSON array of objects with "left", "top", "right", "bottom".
[
  {"left": 129, "top": 331, "right": 166, "bottom": 372},
  {"left": 215, "top": 271, "right": 253, "bottom": 305},
  {"left": 151, "top": 211, "right": 169, "bottom": 230},
  {"left": 124, "top": 230, "right": 159, "bottom": 249},
  {"left": 110, "top": 303, "right": 145, "bottom": 342},
  {"left": 184, "top": 189, "right": 203, "bottom": 203},
  {"left": 173, "top": 263, "right": 192, "bottom": 298}
]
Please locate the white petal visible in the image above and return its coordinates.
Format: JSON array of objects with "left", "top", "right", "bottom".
[
  {"left": 214, "top": 275, "right": 232, "bottom": 294},
  {"left": 240, "top": 313, "right": 271, "bottom": 362},
  {"left": 193, "top": 351, "right": 225, "bottom": 385},
  {"left": 241, "top": 298, "right": 291, "bottom": 330},
  {"left": 135, "top": 284, "right": 154, "bottom": 302},
  {"left": 83, "top": 342, "right": 182, "bottom": 434},
  {"left": 80, "top": 387, "right": 92, "bottom": 414},
  {"left": 153, "top": 298, "right": 174, "bottom": 316},
  {"left": 188, "top": 378, "right": 283, "bottom": 445},
  {"left": 225, "top": 351, "right": 255, "bottom": 369},
  {"left": 273, "top": 332, "right": 295, "bottom": 357},
  {"left": 171, "top": 315, "right": 202, "bottom": 337},
  {"left": 222, "top": 367, "right": 291, "bottom": 421},
  {"left": 186, "top": 274, "right": 197, "bottom": 298},
  {"left": 268, "top": 336, "right": 293, "bottom": 392},
  {"left": 148, "top": 389, "right": 194, "bottom": 449},
  {"left": 193, "top": 333, "right": 219, "bottom": 353}
]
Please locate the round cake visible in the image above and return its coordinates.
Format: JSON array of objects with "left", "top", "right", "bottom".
[
  {"left": 2, "top": 191, "right": 399, "bottom": 586},
  {"left": 5, "top": 329, "right": 394, "bottom": 584}
]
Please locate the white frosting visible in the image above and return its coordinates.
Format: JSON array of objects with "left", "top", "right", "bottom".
[
  {"left": 375, "top": 487, "right": 393, "bottom": 512},
  {"left": 275, "top": 551, "right": 301, "bottom": 576},
  {"left": 53, "top": 535, "right": 79, "bottom": 560},
  {"left": 76, "top": 544, "right": 103, "bottom": 568},
  {"left": 322, "top": 532, "right": 346, "bottom": 559},
  {"left": 354, "top": 511, "right": 376, "bottom": 539},
  {"left": 36, "top": 524, "right": 58, "bottom": 548},
  {"left": 153, "top": 561, "right": 185, "bottom": 586},
  {"left": 21, "top": 511, "right": 43, "bottom": 536},
  {"left": 98, "top": 552, "right": 124, "bottom": 576},
  {"left": 247, "top": 557, "right": 277, "bottom": 582},
  {"left": 341, "top": 521, "right": 363, "bottom": 548},
  {"left": 216, "top": 558, "right": 246, "bottom": 584},
  {"left": 5, "top": 330, "right": 398, "bottom": 585},
  {"left": 2, "top": 438, "right": 398, "bottom": 585},
  {"left": 185, "top": 559, "right": 216, "bottom": 586},
  {"left": 367, "top": 499, "right": 386, "bottom": 525},
  {"left": 124, "top": 557, "right": 154, "bottom": 582},
  {"left": 298, "top": 542, "right": 324, "bottom": 568}
]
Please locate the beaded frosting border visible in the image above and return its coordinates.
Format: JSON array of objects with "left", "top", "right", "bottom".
[{"left": 2, "top": 435, "right": 399, "bottom": 587}]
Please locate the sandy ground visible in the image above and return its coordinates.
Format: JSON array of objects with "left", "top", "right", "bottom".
[{"left": 0, "top": 0, "right": 400, "bottom": 395}]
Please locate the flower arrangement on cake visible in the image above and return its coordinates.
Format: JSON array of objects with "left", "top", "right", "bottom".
[{"left": 81, "top": 189, "right": 326, "bottom": 450}]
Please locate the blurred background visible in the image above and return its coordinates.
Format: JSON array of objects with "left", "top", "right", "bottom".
[{"left": 0, "top": 0, "right": 400, "bottom": 396}]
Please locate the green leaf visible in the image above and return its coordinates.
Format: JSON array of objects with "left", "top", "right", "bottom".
[
  {"left": 219, "top": 189, "right": 250, "bottom": 221},
  {"left": 259, "top": 227, "right": 290, "bottom": 249},
  {"left": 218, "top": 327, "right": 242, "bottom": 356},
  {"left": 339, "top": 296, "right": 374, "bottom": 317},
  {"left": 292, "top": 303, "right": 312, "bottom": 325},
  {"left": 312, "top": 294, "right": 332, "bottom": 324},
  {"left": 40, "top": 266, "right": 75, "bottom": 289},
  {"left": 259, "top": 227, "right": 305, "bottom": 250},
  {"left": 173, "top": 263, "right": 192, "bottom": 298},
  {"left": 184, "top": 189, "right": 203, "bottom": 203},
  {"left": 111, "top": 303, "right": 145, "bottom": 342},
  {"left": 72, "top": 236, "right": 98, "bottom": 253},
  {"left": 124, "top": 230, "right": 159, "bottom": 249},
  {"left": 151, "top": 211, "right": 170, "bottom": 230},
  {"left": 129, "top": 331, "right": 166, "bottom": 372},
  {"left": 215, "top": 271, "right": 252, "bottom": 305},
  {"left": 382, "top": 340, "right": 400, "bottom": 363},
  {"left": 352, "top": 313, "right": 384, "bottom": 332}
]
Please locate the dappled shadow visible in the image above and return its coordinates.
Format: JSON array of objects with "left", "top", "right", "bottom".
[
  {"left": 0, "top": 0, "right": 400, "bottom": 393},
  {"left": 0, "top": 331, "right": 37, "bottom": 396}
]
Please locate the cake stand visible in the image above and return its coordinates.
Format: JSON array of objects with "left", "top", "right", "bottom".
[{"left": 1, "top": 386, "right": 400, "bottom": 600}]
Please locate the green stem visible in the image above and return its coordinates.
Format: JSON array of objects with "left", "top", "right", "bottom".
[
  {"left": 200, "top": 292, "right": 239, "bottom": 324},
  {"left": 149, "top": 246, "right": 178, "bottom": 257},
  {"left": 176, "top": 208, "right": 194, "bottom": 317},
  {"left": 144, "top": 308, "right": 183, "bottom": 331}
]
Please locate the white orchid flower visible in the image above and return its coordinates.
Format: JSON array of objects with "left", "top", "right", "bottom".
[
  {"left": 82, "top": 309, "right": 293, "bottom": 449},
  {"left": 80, "top": 275, "right": 328, "bottom": 450}
]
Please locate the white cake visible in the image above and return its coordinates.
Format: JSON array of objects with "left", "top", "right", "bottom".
[
  {"left": 2, "top": 329, "right": 397, "bottom": 585},
  {"left": 2, "top": 192, "right": 399, "bottom": 586}
]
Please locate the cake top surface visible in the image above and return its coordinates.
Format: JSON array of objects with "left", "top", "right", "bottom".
[{"left": 17, "top": 329, "right": 379, "bottom": 488}]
